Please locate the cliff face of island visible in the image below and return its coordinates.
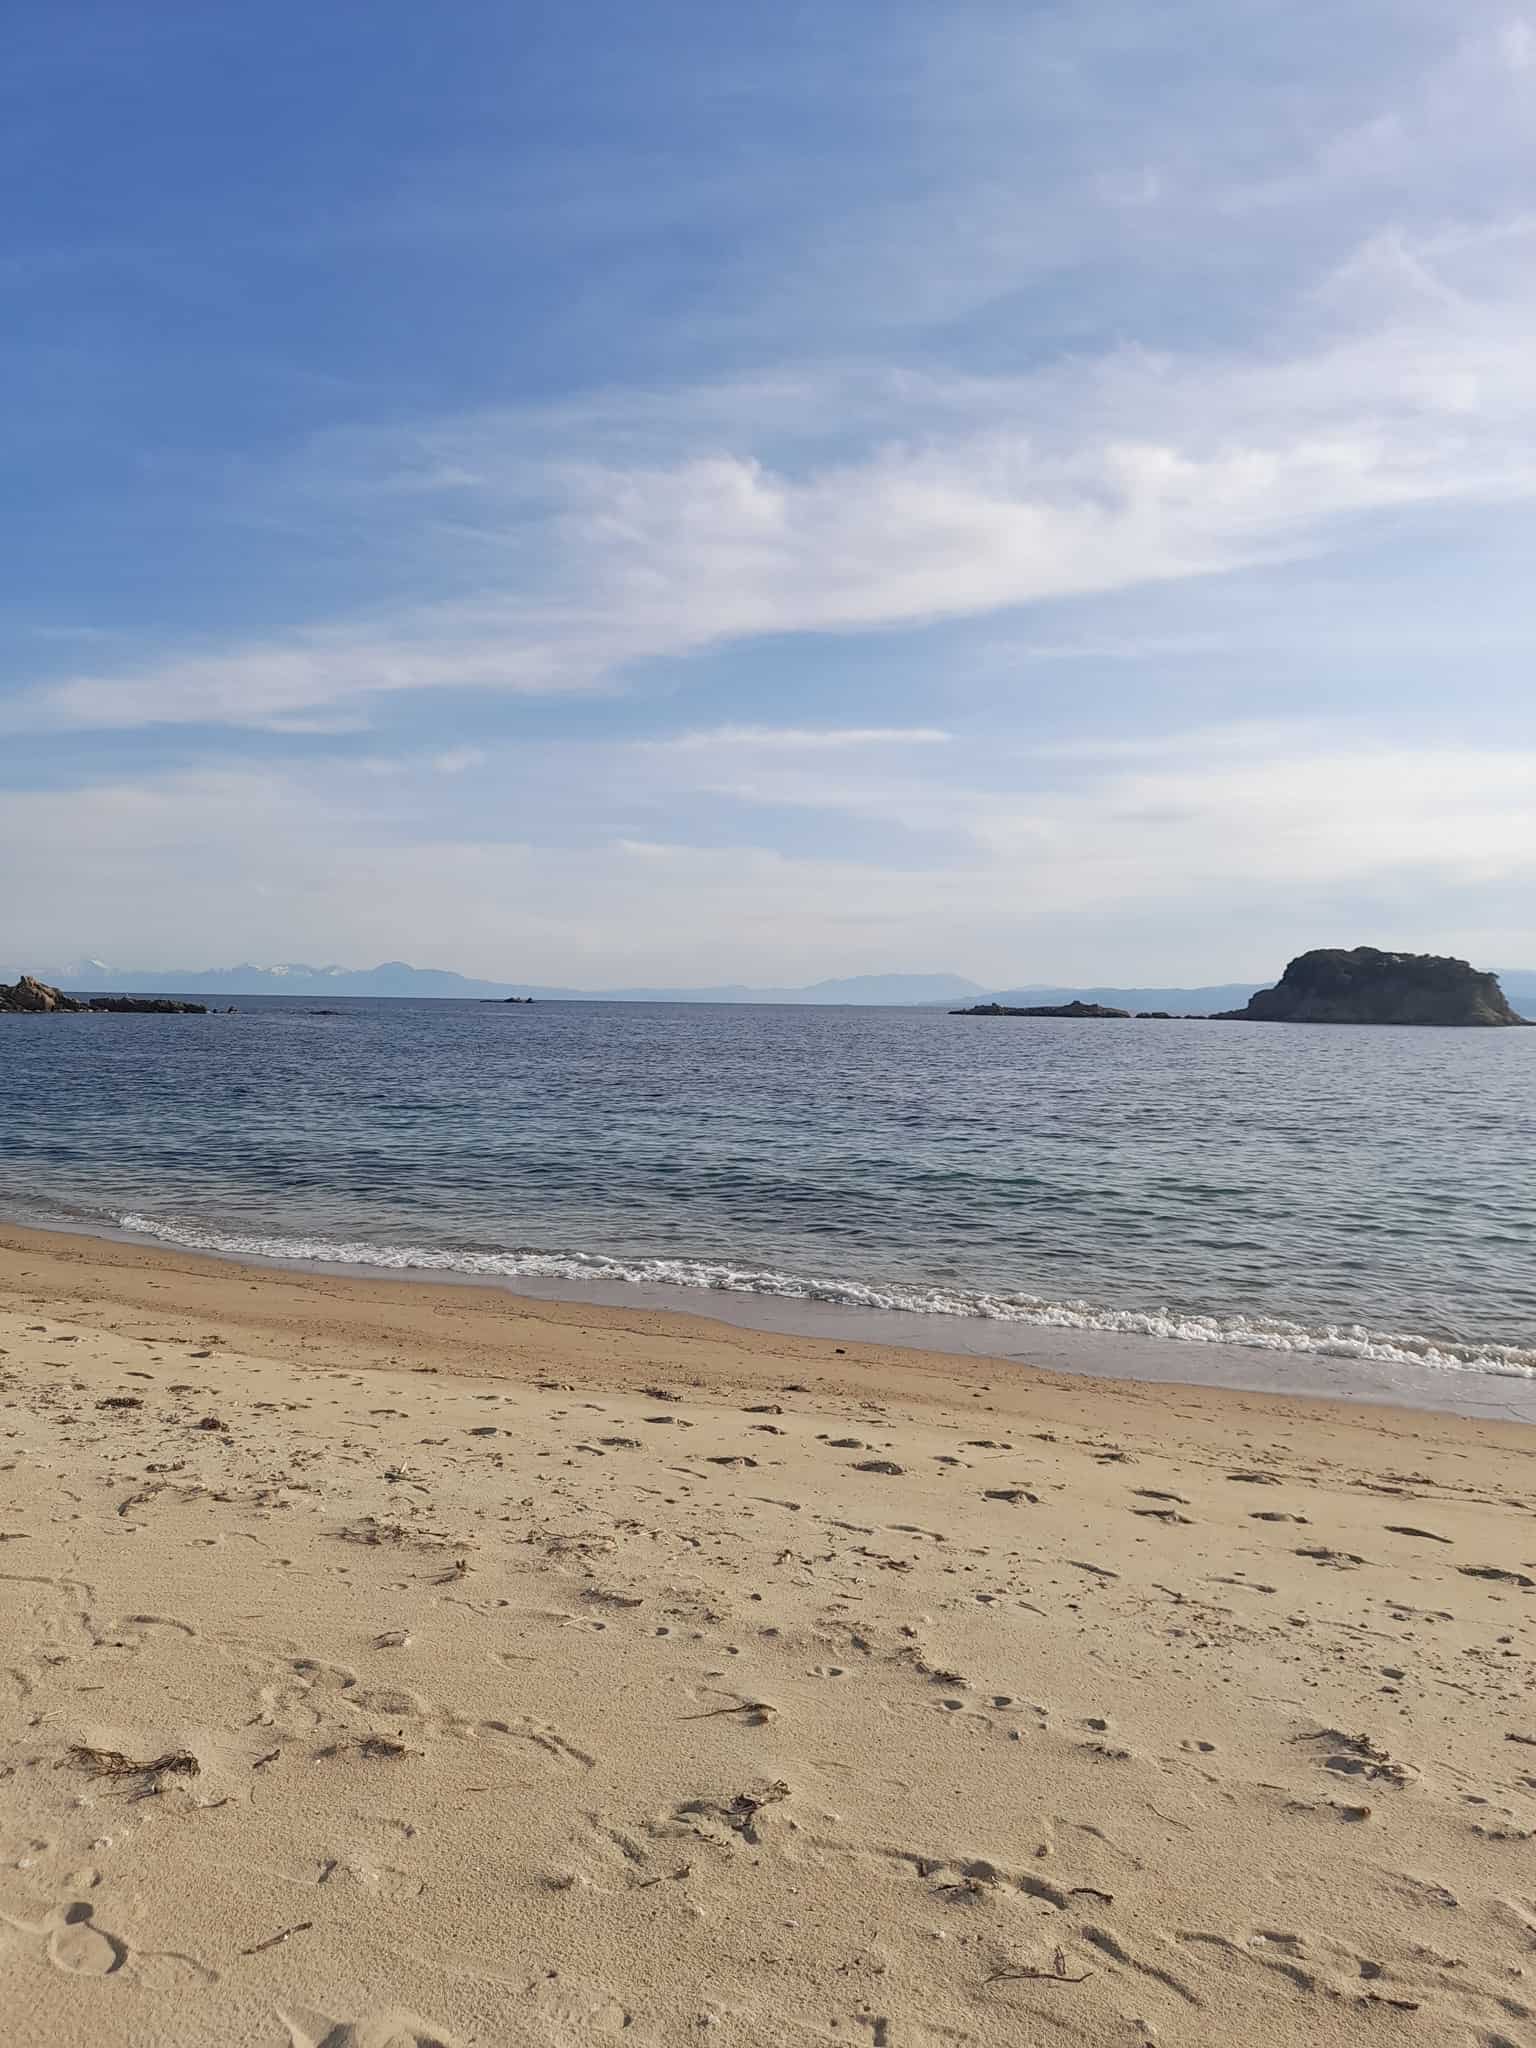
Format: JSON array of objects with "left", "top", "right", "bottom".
[
  {"left": 1, "top": 975, "right": 208, "bottom": 1016},
  {"left": 1215, "top": 948, "right": 1526, "bottom": 1027}
]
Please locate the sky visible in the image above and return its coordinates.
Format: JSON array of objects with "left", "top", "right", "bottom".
[{"left": 6, "top": 0, "right": 1536, "bottom": 986}]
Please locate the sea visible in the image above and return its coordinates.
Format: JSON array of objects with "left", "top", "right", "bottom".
[{"left": 3, "top": 996, "right": 1534, "bottom": 1420}]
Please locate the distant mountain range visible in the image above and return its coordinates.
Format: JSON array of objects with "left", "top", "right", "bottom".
[
  {"left": 31, "top": 960, "right": 986, "bottom": 1006},
  {"left": 15, "top": 959, "right": 1534, "bottom": 1015}
]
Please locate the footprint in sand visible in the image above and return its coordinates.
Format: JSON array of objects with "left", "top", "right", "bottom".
[
  {"left": 524, "top": 1971, "right": 637, "bottom": 2035},
  {"left": 48, "top": 1902, "right": 125, "bottom": 1977}
]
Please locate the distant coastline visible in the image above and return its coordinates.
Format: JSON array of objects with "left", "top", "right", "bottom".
[
  {"left": 13, "top": 954, "right": 1534, "bottom": 1017},
  {"left": 952, "top": 999, "right": 1136, "bottom": 1019},
  {"left": 954, "top": 949, "right": 1531, "bottom": 1027}
]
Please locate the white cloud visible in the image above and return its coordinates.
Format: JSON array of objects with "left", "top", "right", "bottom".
[
  {"left": 7, "top": 230, "right": 1536, "bottom": 737},
  {"left": 10, "top": 614, "right": 613, "bottom": 732}
]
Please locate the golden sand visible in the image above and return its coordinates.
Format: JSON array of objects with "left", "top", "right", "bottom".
[{"left": 2, "top": 1222, "right": 1534, "bottom": 2046}]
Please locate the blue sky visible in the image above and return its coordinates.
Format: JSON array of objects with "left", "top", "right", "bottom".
[{"left": 6, "top": 1, "right": 1536, "bottom": 984}]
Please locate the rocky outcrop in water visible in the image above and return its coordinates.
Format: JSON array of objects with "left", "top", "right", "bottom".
[
  {"left": 1215, "top": 948, "right": 1526, "bottom": 1027},
  {"left": 0, "top": 975, "right": 79, "bottom": 1012},
  {"left": 85, "top": 994, "right": 209, "bottom": 1014},
  {"left": 952, "top": 999, "right": 1132, "bottom": 1019},
  {"left": 1, "top": 975, "right": 207, "bottom": 1016}
]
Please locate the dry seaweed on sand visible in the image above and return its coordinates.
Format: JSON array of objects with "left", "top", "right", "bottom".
[
  {"left": 722, "top": 1781, "right": 789, "bottom": 1835},
  {"left": 1299, "top": 1728, "right": 1415, "bottom": 1787},
  {"left": 316, "top": 1734, "right": 418, "bottom": 1761},
  {"left": 335, "top": 1516, "right": 414, "bottom": 1545},
  {"left": 676, "top": 1780, "right": 790, "bottom": 1843},
  {"left": 987, "top": 1947, "right": 1092, "bottom": 1987},
  {"left": 66, "top": 1744, "right": 199, "bottom": 1782}
]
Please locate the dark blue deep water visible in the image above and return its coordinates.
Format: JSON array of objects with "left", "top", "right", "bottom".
[{"left": 3, "top": 998, "right": 1535, "bottom": 1390}]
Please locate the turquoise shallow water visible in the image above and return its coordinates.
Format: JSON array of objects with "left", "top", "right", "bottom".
[{"left": 2, "top": 997, "right": 1534, "bottom": 1395}]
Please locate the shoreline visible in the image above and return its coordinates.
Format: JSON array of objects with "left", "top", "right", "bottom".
[
  {"left": 4, "top": 1216, "right": 1535, "bottom": 1433},
  {"left": 7, "top": 1213, "right": 1536, "bottom": 1426},
  {"left": 6, "top": 1213, "right": 1536, "bottom": 2043}
]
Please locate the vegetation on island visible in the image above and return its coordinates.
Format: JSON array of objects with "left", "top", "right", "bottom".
[{"left": 1213, "top": 948, "right": 1526, "bottom": 1027}]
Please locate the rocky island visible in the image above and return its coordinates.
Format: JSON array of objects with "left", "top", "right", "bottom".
[
  {"left": 1, "top": 975, "right": 207, "bottom": 1016},
  {"left": 952, "top": 998, "right": 1132, "bottom": 1019},
  {"left": 1215, "top": 948, "right": 1527, "bottom": 1026}
]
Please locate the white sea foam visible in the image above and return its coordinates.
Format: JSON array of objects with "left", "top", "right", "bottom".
[{"left": 113, "top": 1211, "right": 1536, "bottom": 1381}]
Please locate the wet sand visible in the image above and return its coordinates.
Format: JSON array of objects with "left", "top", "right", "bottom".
[{"left": 3, "top": 1222, "right": 1536, "bottom": 2046}]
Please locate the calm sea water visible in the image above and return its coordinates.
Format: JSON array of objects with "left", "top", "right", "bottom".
[{"left": 3, "top": 998, "right": 1534, "bottom": 1402}]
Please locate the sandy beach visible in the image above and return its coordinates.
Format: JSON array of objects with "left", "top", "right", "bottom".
[{"left": 3, "top": 1223, "right": 1536, "bottom": 2047}]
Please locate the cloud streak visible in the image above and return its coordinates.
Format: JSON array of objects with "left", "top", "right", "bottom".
[
  {"left": 639, "top": 725, "right": 951, "bottom": 753},
  {"left": 12, "top": 246, "right": 1536, "bottom": 738}
]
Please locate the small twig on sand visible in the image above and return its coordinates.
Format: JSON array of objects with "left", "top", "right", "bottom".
[
  {"left": 239, "top": 1920, "right": 313, "bottom": 1956},
  {"left": 680, "top": 1696, "right": 779, "bottom": 1724}
]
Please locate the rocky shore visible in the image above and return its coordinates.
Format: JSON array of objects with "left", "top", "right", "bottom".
[{"left": 1, "top": 975, "right": 208, "bottom": 1017}]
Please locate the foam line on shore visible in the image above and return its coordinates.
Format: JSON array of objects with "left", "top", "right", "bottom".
[{"left": 114, "top": 1209, "right": 1536, "bottom": 1381}]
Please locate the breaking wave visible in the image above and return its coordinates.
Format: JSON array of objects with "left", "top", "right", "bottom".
[{"left": 115, "top": 1211, "right": 1536, "bottom": 1381}]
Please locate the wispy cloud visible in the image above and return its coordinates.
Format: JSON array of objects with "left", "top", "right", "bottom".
[
  {"left": 8, "top": 727, "right": 1535, "bottom": 981},
  {"left": 10, "top": 245, "right": 1536, "bottom": 738},
  {"left": 639, "top": 725, "right": 951, "bottom": 752},
  {"left": 7, "top": 3, "right": 1536, "bottom": 978},
  {"left": 431, "top": 745, "right": 488, "bottom": 775}
]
